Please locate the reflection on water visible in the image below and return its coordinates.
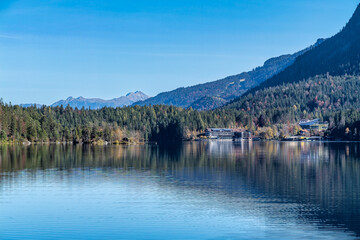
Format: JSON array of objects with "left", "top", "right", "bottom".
[{"left": 1, "top": 142, "right": 360, "bottom": 239}]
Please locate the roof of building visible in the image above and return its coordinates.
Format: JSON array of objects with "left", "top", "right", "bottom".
[
  {"left": 299, "top": 119, "right": 320, "bottom": 126},
  {"left": 206, "top": 128, "right": 233, "bottom": 132}
]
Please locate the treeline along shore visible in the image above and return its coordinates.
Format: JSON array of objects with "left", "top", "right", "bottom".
[
  {"left": 1, "top": 87, "right": 360, "bottom": 145},
  {"left": 0, "top": 101, "right": 235, "bottom": 144}
]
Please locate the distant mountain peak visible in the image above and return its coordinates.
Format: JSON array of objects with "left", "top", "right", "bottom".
[
  {"left": 52, "top": 91, "right": 149, "bottom": 109},
  {"left": 126, "top": 91, "right": 146, "bottom": 96}
]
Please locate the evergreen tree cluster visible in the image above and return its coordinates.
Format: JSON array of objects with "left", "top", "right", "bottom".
[
  {"left": 226, "top": 75, "right": 360, "bottom": 140},
  {"left": 0, "top": 102, "right": 236, "bottom": 143}
]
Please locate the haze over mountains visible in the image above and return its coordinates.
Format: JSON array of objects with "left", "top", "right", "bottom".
[{"left": 50, "top": 91, "right": 149, "bottom": 109}]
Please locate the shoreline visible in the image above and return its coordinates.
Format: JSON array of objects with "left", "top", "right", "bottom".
[{"left": 2, "top": 139, "right": 360, "bottom": 146}]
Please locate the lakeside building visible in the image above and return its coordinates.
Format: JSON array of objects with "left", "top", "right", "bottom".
[
  {"left": 204, "top": 128, "right": 234, "bottom": 139},
  {"left": 299, "top": 119, "right": 329, "bottom": 132},
  {"left": 233, "top": 131, "right": 252, "bottom": 140}
]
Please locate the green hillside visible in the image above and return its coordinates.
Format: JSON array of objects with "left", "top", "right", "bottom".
[
  {"left": 226, "top": 75, "right": 360, "bottom": 138},
  {"left": 248, "top": 4, "right": 360, "bottom": 94},
  {"left": 189, "top": 96, "right": 227, "bottom": 111}
]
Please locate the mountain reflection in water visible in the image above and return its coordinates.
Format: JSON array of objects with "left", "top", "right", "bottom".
[{"left": 0, "top": 142, "right": 359, "bottom": 239}]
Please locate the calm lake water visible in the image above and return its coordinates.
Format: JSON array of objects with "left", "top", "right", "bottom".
[{"left": 1, "top": 141, "right": 360, "bottom": 239}]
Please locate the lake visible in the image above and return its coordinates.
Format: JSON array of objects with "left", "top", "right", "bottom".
[{"left": 1, "top": 141, "right": 360, "bottom": 239}]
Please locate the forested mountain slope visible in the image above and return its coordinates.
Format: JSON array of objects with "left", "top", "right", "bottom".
[
  {"left": 134, "top": 40, "right": 324, "bottom": 110},
  {"left": 189, "top": 96, "right": 227, "bottom": 111},
  {"left": 226, "top": 75, "right": 360, "bottom": 128},
  {"left": 247, "top": 4, "right": 360, "bottom": 94}
]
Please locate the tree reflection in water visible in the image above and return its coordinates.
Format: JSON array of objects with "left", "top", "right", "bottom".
[{"left": 1, "top": 141, "right": 360, "bottom": 236}]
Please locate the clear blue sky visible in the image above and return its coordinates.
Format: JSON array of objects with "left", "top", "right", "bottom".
[{"left": 0, "top": 0, "right": 359, "bottom": 105}]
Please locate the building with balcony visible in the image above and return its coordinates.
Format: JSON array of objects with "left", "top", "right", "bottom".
[{"left": 299, "top": 119, "right": 329, "bottom": 132}]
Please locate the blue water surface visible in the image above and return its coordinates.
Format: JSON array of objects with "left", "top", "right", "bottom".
[{"left": 0, "top": 142, "right": 359, "bottom": 239}]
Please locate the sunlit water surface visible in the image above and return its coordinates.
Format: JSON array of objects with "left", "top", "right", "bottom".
[{"left": 1, "top": 142, "right": 360, "bottom": 239}]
